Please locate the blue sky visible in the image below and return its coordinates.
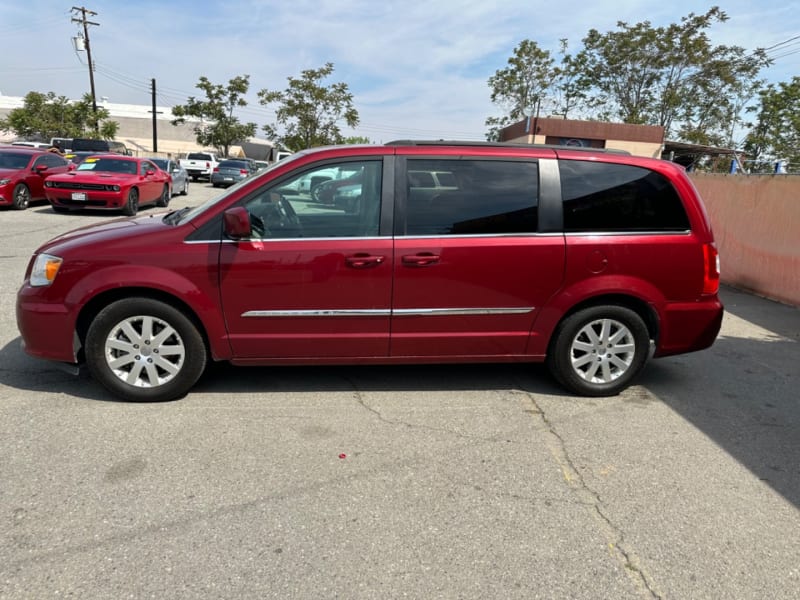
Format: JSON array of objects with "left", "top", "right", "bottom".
[{"left": 1, "top": 1, "right": 798, "bottom": 143}]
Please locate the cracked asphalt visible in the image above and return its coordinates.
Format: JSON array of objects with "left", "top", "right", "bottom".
[{"left": 1, "top": 185, "right": 798, "bottom": 599}]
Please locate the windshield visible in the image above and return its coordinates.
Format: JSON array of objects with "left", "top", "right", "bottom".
[
  {"left": 77, "top": 157, "right": 137, "bottom": 174},
  {"left": 168, "top": 151, "right": 309, "bottom": 225}
]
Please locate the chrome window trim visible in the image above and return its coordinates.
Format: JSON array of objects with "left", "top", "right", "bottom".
[
  {"left": 563, "top": 230, "right": 691, "bottom": 237},
  {"left": 184, "top": 235, "right": 388, "bottom": 245}
]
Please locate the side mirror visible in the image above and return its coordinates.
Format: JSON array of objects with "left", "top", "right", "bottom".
[
  {"left": 223, "top": 207, "right": 252, "bottom": 239},
  {"left": 35, "top": 164, "right": 49, "bottom": 173},
  {"left": 145, "top": 169, "right": 155, "bottom": 176}
]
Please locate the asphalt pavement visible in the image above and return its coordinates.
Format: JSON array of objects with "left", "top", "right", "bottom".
[{"left": 1, "top": 183, "right": 798, "bottom": 599}]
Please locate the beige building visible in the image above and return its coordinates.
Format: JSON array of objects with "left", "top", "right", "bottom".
[{"left": 500, "top": 116, "right": 665, "bottom": 158}]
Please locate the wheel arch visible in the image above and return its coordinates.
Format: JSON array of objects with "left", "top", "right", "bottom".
[
  {"left": 74, "top": 287, "right": 220, "bottom": 364},
  {"left": 548, "top": 293, "right": 659, "bottom": 353}
]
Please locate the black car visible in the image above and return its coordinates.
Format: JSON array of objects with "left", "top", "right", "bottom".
[{"left": 210, "top": 159, "right": 258, "bottom": 187}]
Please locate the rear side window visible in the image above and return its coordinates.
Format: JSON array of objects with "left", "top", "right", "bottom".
[
  {"left": 560, "top": 160, "right": 690, "bottom": 232},
  {"left": 404, "top": 159, "right": 539, "bottom": 236}
]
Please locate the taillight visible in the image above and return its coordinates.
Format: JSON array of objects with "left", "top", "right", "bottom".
[
  {"left": 213, "top": 167, "right": 220, "bottom": 173},
  {"left": 240, "top": 169, "right": 248, "bottom": 175},
  {"left": 703, "top": 243, "right": 720, "bottom": 294},
  {"left": 206, "top": 162, "right": 210, "bottom": 168}
]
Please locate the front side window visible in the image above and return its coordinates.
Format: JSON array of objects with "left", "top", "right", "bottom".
[
  {"left": 560, "top": 160, "right": 690, "bottom": 232},
  {"left": 243, "top": 160, "right": 383, "bottom": 239},
  {"left": 404, "top": 159, "right": 539, "bottom": 236}
]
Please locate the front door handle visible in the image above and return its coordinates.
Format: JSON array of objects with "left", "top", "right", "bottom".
[
  {"left": 346, "top": 253, "right": 386, "bottom": 268},
  {"left": 402, "top": 252, "right": 440, "bottom": 267}
]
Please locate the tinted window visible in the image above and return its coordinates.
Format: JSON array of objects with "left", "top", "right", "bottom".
[
  {"left": 560, "top": 160, "right": 690, "bottom": 232},
  {"left": 404, "top": 159, "right": 538, "bottom": 236},
  {"left": 38, "top": 154, "right": 67, "bottom": 168},
  {"left": 243, "top": 160, "right": 383, "bottom": 239}
]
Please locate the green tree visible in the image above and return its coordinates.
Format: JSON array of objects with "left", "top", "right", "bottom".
[
  {"left": 744, "top": 77, "right": 800, "bottom": 170},
  {"left": 258, "top": 62, "right": 359, "bottom": 150},
  {"left": 171, "top": 75, "right": 257, "bottom": 157},
  {"left": 344, "top": 135, "right": 372, "bottom": 145},
  {"left": 0, "top": 91, "right": 118, "bottom": 140},
  {"left": 485, "top": 40, "right": 557, "bottom": 140},
  {"left": 580, "top": 7, "right": 769, "bottom": 139},
  {"left": 552, "top": 39, "right": 595, "bottom": 119}
]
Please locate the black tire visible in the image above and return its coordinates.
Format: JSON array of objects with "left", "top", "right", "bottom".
[
  {"left": 84, "top": 298, "right": 207, "bottom": 402},
  {"left": 191, "top": 175, "right": 199, "bottom": 182},
  {"left": 122, "top": 187, "right": 139, "bottom": 216},
  {"left": 180, "top": 179, "right": 189, "bottom": 195},
  {"left": 547, "top": 305, "right": 650, "bottom": 397},
  {"left": 156, "top": 184, "right": 170, "bottom": 208},
  {"left": 12, "top": 183, "right": 31, "bottom": 210}
]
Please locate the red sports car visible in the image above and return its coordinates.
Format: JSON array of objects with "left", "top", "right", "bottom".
[
  {"left": 44, "top": 155, "right": 172, "bottom": 215},
  {"left": 0, "top": 147, "right": 71, "bottom": 210}
]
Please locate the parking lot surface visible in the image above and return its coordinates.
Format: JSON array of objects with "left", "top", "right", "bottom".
[{"left": 1, "top": 184, "right": 798, "bottom": 599}]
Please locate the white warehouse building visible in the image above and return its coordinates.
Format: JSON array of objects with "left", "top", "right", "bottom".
[{"left": 0, "top": 94, "right": 276, "bottom": 159}]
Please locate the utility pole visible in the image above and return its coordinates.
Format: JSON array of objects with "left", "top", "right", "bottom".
[
  {"left": 149, "top": 78, "right": 163, "bottom": 152},
  {"left": 71, "top": 6, "right": 99, "bottom": 132}
]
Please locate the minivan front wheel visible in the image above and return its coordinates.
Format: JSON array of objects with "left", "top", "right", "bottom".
[
  {"left": 547, "top": 305, "right": 649, "bottom": 397},
  {"left": 85, "top": 298, "right": 207, "bottom": 402}
]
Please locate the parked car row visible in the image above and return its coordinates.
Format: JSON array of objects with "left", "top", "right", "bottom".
[{"left": 0, "top": 146, "right": 199, "bottom": 215}]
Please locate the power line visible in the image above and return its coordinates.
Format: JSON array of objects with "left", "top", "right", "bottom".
[{"left": 763, "top": 34, "right": 800, "bottom": 51}]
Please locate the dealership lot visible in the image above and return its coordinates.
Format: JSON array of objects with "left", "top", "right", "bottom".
[{"left": 1, "top": 185, "right": 798, "bottom": 598}]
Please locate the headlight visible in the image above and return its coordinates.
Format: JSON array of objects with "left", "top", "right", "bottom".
[
  {"left": 30, "top": 253, "right": 63, "bottom": 287},
  {"left": 0, "top": 178, "right": 10, "bottom": 185}
]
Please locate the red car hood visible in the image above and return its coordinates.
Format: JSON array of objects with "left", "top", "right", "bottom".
[{"left": 36, "top": 212, "right": 184, "bottom": 256}]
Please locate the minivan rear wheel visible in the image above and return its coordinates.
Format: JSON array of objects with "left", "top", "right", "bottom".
[
  {"left": 547, "top": 305, "right": 649, "bottom": 397},
  {"left": 85, "top": 298, "right": 207, "bottom": 402}
]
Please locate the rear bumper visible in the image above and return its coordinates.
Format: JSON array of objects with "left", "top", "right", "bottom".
[{"left": 655, "top": 296, "right": 724, "bottom": 357}]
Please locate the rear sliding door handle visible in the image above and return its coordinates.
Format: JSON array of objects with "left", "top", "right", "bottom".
[{"left": 345, "top": 254, "right": 386, "bottom": 268}]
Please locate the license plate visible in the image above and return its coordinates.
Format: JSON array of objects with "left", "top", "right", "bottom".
[
  {"left": 71, "top": 192, "right": 87, "bottom": 201},
  {"left": 224, "top": 177, "right": 233, "bottom": 181}
]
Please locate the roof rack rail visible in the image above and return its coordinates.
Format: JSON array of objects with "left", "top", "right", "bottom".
[{"left": 384, "top": 140, "right": 630, "bottom": 155}]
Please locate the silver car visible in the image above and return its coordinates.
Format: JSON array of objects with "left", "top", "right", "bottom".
[{"left": 150, "top": 158, "right": 189, "bottom": 196}]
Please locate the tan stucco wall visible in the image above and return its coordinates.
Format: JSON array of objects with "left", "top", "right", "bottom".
[{"left": 690, "top": 173, "right": 800, "bottom": 306}]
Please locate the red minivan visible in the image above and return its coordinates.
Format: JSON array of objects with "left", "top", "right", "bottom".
[{"left": 16, "top": 141, "right": 723, "bottom": 402}]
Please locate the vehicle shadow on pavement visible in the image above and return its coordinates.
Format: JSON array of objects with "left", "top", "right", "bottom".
[
  {"left": 640, "top": 285, "right": 800, "bottom": 510},
  {"left": 0, "top": 334, "right": 560, "bottom": 401},
  {"left": 3, "top": 285, "right": 797, "bottom": 509}
]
